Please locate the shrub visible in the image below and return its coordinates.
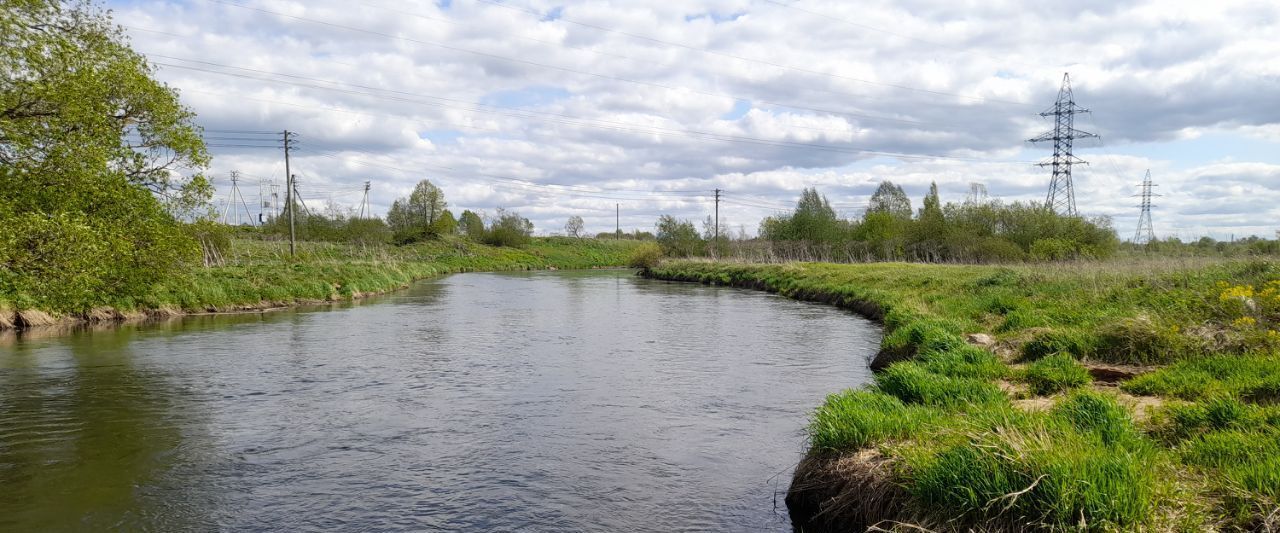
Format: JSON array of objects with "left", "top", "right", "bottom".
[
  {"left": 482, "top": 209, "right": 533, "bottom": 247},
  {"left": 1024, "top": 353, "right": 1091, "bottom": 395},
  {"left": 1030, "top": 237, "right": 1075, "bottom": 261},
  {"left": 627, "top": 242, "right": 662, "bottom": 270}
]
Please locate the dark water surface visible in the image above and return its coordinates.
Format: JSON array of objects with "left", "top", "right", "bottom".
[{"left": 0, "top": 270, "right": 878, "bottom": 531}]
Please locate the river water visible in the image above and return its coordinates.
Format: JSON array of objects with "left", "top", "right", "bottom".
[{"left": 0, "top": 270, "right": 878, "bottom": 531}]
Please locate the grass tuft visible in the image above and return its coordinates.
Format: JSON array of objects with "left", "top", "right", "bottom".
[
  {"left": 1023, "top": 353, "right": 1091, "bottom": 396},
  {"left": 874, "top": 362, "right": 1006, "bottom": 408},
  {"left": 808, "top": 390, "right": 945, "bottom": 452}
]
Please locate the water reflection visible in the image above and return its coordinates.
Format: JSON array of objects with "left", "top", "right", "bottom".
[
  {"left": 0, "top": 329, "right": 212, "bottom": 530},
  {"left": 0, "top": 270, "right": 878, "bottom": 531}
]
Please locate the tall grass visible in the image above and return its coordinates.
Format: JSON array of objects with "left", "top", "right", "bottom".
[{"left": 648, "top": 258, "right": 1280, "bottom": 529}]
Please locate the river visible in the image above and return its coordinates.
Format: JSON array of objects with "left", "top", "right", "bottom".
[{"left": 0, "top": 270, "right": 878, "bottom": 531}]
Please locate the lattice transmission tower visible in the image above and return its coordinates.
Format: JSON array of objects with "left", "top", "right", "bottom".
[
  {"left": 1029, "top": 73, "right": 1098, "bottom": 216},
  {"left": 1133, "top": 169, "right": 1158, "bottom": 244}
]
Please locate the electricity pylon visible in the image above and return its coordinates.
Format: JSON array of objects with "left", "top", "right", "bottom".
[
  {"left": 1029, "top": 73, "right": 1098, "bottom": 216},
  {"left": 1133, "top": 169, "right": 1159, "bottom": 244}
]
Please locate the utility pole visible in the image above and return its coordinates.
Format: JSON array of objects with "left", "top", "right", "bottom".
[
  {"left": 616, "top": 203, "right": 620, "bottom": 240},
  {"left": 1133, "top": 169, "right": 1159, "bottom": 245},
  {"left": 282, "top": 129, "right": 296, "bottom": 256},
  {"left": 222, "top": 170, "right": 254, "bottom": 226},
  {"left": 257, "top": 180, "right": 265, "bottom": 225},
  {"left": 359, "top": 181, "right": 371, "bottom": 220},
  {"left": 1029, "top": 73, "right": 1097, "bottom": 216},
  {"left": 713, "top": 188, "right": 721, "bottom": 243}
]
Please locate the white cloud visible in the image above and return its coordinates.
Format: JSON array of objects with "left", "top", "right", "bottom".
[{"left": 111, "top": 0, "right": 1280, "bottom": 238}]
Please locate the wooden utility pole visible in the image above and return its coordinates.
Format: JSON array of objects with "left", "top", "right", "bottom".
[
  {"left": 615, "top": 203, "right": 620, "bottom": 240},
  {"left": 283, "top": 129, "right": 295, "bottom": 256},
  {"left": 714, "top": 188, "right": 721, "bottom": 243}
]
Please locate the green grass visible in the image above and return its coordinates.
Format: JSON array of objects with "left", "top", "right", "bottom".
[
  {"left": 1122, "top": 354, "right": 1280, "bottom": 401},
  {"left": 4, "top": 236, "right": 643, "bottom": 317},
  {"left": 808, "top": 389, "right": 946, "bottom": 452},
  {"left": 1023, "top": 353, "right": 1092, "bottom": 396},
  {"left": 647, "top": 258, "right": 1280, "bottom": 530}
]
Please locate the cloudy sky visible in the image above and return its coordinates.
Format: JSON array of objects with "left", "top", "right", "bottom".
[{"left": 111, "top": 0, "right": 1280, "bottom": 239}]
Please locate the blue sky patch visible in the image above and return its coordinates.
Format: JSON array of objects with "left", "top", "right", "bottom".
[
  {"left": 721, "top": 100, "right": 752, "bottom": 120},
  {"left": 479, "top": 85, "right": 571, "bottom": 109},
  {"left": 685, "top": 11, "right": 746, "bottom": 24},
  {"left": 419, "top": 130, "right": 464, "bottom": 143}
]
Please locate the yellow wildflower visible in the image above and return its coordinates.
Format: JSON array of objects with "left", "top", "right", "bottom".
[
  {"left": 1233, "top": 316, "right": 1257, "bottom": 328},
  {"left": 1220, "top": 285, "right": 1254, "bottom": 301}
]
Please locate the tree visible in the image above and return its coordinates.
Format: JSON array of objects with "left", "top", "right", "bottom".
[
  {"left": 386, "top": 179, "right": 448, "bottom": 242},
  {"left": 1, "top": 0, "right": 210, "bottom": 312},
  {"left": 458, "top": 209, "right": 485, "bottom": 240},
  {"left": 410, "top": 180, "right": 446, "bottom": 226},
  {"left": 564, "top": 215, "right": 585, "bottom": 238},
  {"left": 655, "top": 215, "right": 703, "bottom": 256},
  {"left": 483, "top": 208, "right": 533, "bottom": 247},
  {"left": 431, "top": 209, "right": 457, "bottom": 236},
  {"left": 868, "top": 181, "right": 912, "bottom": 219}
]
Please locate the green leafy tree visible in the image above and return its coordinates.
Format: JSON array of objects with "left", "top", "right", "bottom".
[
  {"left": 868, "top": 181, "right": 912, "bottom": 219},
  {"left": 431, "top": 208, "right": 457, "bottom": 236},
  {"left": 0, "top": 0, "right": 209, "bottom": 311},
  {"left": 386, "top": 179, "right": 448, "bottom": 242},
  {"left": 483, "top": 208, "right": 533, "bottom": 247},
  {"left": 458, "top": 209, "right": 485, "bottom": 239},
  {"left": 655, "top": 215, "right": 703, "bottom": 256}
]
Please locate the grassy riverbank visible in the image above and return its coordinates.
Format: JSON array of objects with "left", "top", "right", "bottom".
[
  {"left": 1, "top": 237, "right": 642, "bottom": 329},
  {"left": 646, "top": 259, "right": 1280, "bottom": 531}
]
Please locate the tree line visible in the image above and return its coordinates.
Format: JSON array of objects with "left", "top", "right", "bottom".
[
  {"left": 653, "top": 182, "right": 1122, "bottom": 263},
  {"left": 256, "top": 179, "right": 538, "bottom": 247}
]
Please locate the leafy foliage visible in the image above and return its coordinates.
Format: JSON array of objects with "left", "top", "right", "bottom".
[
  {"left": 755, "top": 183, "right": 1119, "bottom": 262},
  {"left": 654, "top": 215, "right": 703, "bottom": 256},
  {"left": 481, "top": 208, "right": 534, "bottom": 247},
  {"left": 386, "top": 179, "right": 448, "bottom": 242},
  {"left": 0, "top": 0, "right": 209, "bottom": 312}
]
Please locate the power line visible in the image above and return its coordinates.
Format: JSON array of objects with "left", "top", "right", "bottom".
[
  {"left": 153, "top": 58, "right": 1032, "bottom": 164},
  {"left": 306, "top": 149, "right": 710, "bottom": 203}
]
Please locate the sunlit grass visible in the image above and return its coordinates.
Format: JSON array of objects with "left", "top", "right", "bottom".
[{"left": 648, "top": 257, "right": 1280, "bottom": 529}]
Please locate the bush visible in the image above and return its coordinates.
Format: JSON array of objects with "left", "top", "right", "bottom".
[
  {"left": 627, "top": 242, "right": 662, "bottom": 270},
  {"left": 1024, "top": 353, "right": 1091, "bottom": 395},
  {"left": 482, "top": 209, "right": 533, "bottom": 247}
]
